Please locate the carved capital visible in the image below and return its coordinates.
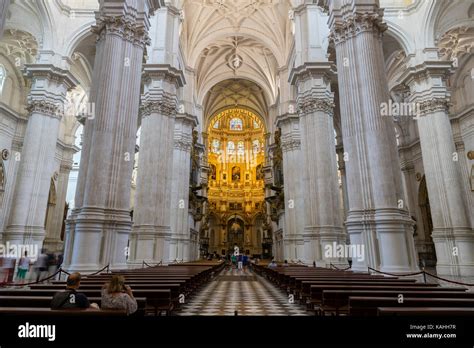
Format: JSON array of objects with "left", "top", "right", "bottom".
[
  {"left": 330, "top": 12, "right": 387, "bottom": 45},
  {"left": 92, "top": 15, "right": 151, "bottom": 48},
  {"left": 281, "top": 139, "right": 301, "bottom": 152},
  {"left": 140, "top": 98, "right": 176, "bottom": 118},
  {"left": 298, "top": 97, "right": 334, "bottom": 116},
  {"left": 418, "top": 98, "right": 450, "bottom": 116},
  {"left": 26, "top": 100, "right": 62, "bottom": 119}
]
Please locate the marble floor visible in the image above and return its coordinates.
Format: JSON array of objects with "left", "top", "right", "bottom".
[{"left": 178, "top": 267, "right": 309, "bottom": 316}]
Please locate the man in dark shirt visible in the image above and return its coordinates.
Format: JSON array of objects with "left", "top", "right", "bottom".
[{"left": 51, "top": 272, "right": 98, "bottom": 309}]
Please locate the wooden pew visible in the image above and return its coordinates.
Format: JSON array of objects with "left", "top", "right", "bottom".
[
  {"left": 321, "top": 289, "right": 474, "bottom": 315},
  {"left": 0, "top": 296, "right": 147, "bottom": 316},
  {"left": 349, "top": 296, "right": 474, "bottom": 316},
  {"left": 377, "top": 307, "right": 474, "bottom": 316},
  {"left": 0, "top": 307, "right": 127, "bottom": 316},
  {"left": 0, "top": 289, "right": 173, "bottom": 316}
]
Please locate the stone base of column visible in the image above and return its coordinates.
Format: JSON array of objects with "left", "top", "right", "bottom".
[
  {"left": 128, "top": 225, "right": 172, "bottom": 265},
  {"left": 4, "top": 226, "right": 45, "bottom": 256},
  {"left": 169, "top": 236, "right": 192, "bottom": 262},
  {"left": 433, "top": 228, "right": 474, "bottom": 277},
  {"left": 302, "top": 226, "right": 347, "bottom": 267},
  {"left": 64, "top": 207, "right": 132, "bottom": 272},
  {"left": 347, "top": 208, "right": 419, "bottom": 273},
  {"left": 283, "top": 236, "right": 304, "bottom": 262}
]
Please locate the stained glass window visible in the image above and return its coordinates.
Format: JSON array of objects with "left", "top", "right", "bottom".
[
  {"left": 212, "top": 139, "right": 220, "bottom": 153},
  {"left": 0, "top": 65, "right": 6, "bottom": 95},
  {"left": 227, "top": 141, "right": 235, "bottom": 154},
  {"left": 237, "top": 141, "right": 245, "bottom": 155},
  {"left": 252, "top": 139, "right": 260, "bottom": 153},
  {"left": 230, "top": 118, "right": 243, "bottom": 131},
  {"left": 253, "top": 120, "right": 259, "bottom": 129},
  {"left": 213, "top": 120, "right": 219, "bottom": 129}
]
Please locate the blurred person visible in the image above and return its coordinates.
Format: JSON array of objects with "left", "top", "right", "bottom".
[
  {"left": 2, "top": 249, "right": 16, "bottom": 283},
  {"left": 101, "top": 275, "right": 137, "bottom": 315},
  {"left": 51, "top": 272, "right": 99, "bottom": 309},
  {"left": 16, "top": 251, "right": 31, "bottom": 283},
  {"left": 46, "top": 251, "right": 56, "bottom": 280},
  {"left": 268, "top": 259, "right": 277, "bottom": 268},
  {"left": 283, "top": 259, "right": 289, "bottom": 267},
  {"left": 35, "top": 249, "right": 48, "bottom": 282}
]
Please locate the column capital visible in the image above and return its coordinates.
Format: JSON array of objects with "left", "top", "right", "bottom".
[
  {"left": 328, "top": 2, "right": 387, "bottom": 45},
  {"left": 92, "top": 0, "right": 156, "bottom": 48},
  {"left": 140, "top": 99, "right": 176, "bottom": 118},
  {"left": 400, "top": 60, "right": 453, "bottom": 116},
  {"left": 24, "top": 64, "right": 78, "bottom": 119}
]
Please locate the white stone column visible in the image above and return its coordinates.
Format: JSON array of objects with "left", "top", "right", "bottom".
[
  {"left": 128, "top": 65, "right": 184, "bottom": 265},
  {"left": 328, "top": 0, "right": 418, "bottom": 272},
  {"left": 401, "top": 61, "right": 474, "bottom": 276},
  {"left": 169, "top": 113, "right": 197, "bottom": 262},
  {"left": 65, "top": 0, "right": 155, "bottom": 271},
  {"left": 0, "top": 0, "right": 10, "bottom": 39},
  {"left": 5, "top": 65, "right": 76, "bottom": 251},
  {"left": 275, "top": 112, "right": 305, "bottom": 261},
  {"left": 291, "top": 63, "right": 346, "bottom": 266}
]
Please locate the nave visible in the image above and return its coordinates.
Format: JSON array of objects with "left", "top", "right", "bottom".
[{"left": 178, "top": 267, "right": 309, "bottom": 316}]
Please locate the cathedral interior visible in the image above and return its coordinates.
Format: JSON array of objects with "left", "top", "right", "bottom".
[
  {"left": 0, "top": 0, "right": 473, "bottom": 278},
  {"left": 0, "top": 1, "right": 474, "bottom": 343}
]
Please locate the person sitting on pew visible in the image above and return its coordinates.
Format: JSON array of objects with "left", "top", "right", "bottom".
[
  {"left": 268, "top": 259, "right": 277, "bottom": 268},
  {"left": 101, "top": 275, "right": 137, "bottom": 315},
  {"left": 51, "top": 272, "right": 99, "bottom": 310},
  {"left": 283, "top": 260, "right": 289, "bottom": 267}
]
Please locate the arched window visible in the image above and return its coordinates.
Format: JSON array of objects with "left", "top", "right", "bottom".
[
  {"left": 213, "top": 120, "right": 219, "bottom": 129},
  {"left": 253, "top": 120, "right": 260, "bottom": 129},
  {"left": 237, "top": 141, "right": 245, "bottom": 155},
  {"left": 0, "top": 64, "right": 6, "bottom": 95},
  {"left": 227, "top": 141, "right": 235, "bottom": 154},
  {"left": 211, "top": 139, "right": 220, "bottom": 153},
  {"left": 230, "top": 118, "right": 243, "bottom": 131}
]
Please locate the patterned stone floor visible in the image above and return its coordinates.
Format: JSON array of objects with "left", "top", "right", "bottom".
[{"left": 178, "top": 267, "right": 309, "bottom": 316}]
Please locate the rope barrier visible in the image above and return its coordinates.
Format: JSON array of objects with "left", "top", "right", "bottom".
[
  {"left": 330, "top": 263, "right": 352, "bottom": 271},
  {"left": 0, "top": 264, "right": 111, "bottom": 288},
  {"left": 86, "top": 264, "right": 110, "bottom": 277},
  {"left": 368, "top": 267, "right": 424, "bottom": 277},
  {"left": 143, "top": 261, "right": 162, "bottom": 268},
  {"left": 368, "top": 267, "right": 474, "bottom": 287},
  {"left": 0, "top": 268, "right": 65, "bottom": 288}
]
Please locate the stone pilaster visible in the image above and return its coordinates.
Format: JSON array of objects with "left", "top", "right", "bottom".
[
  {"left": 5, "top": 64, "right": 77, "bottom": 251},
  {"left": 401, "top": 60, "right": 474, "bottom": 276},
  {"left": 275, "top": 112, "right": 305, "bottom": 261},
  {"left": 64, "top": 0, "right": 156, "bottom": 272},
  {"left": 169, "top": 112, "right": 197, "bottom": 262},
  {"left": 0, "top": 0, "right": 10, "bottom": 39},
  {"left": 128, "top": 64, "right": 184, "bottom": 265},
  {"left": 290, "top": 62, "right": 345, "bottom": 266},
  {"left": 328, "top": 0, "right": 418, "bottom": 272}
]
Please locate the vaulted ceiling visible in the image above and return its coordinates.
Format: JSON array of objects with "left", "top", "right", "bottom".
[
  {"left": 203, "top": 79, "right": 268, "bottom": 127},
  {"left": 181, "top": 0, "right": 294, "bottom": 111}
]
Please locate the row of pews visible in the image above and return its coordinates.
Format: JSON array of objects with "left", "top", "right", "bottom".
[
  {"left": 0, "top": 261, "right": 225, "bottom": 317},
  {"left": 253, "top": 264, "right": 474, "bottom": 316}
]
